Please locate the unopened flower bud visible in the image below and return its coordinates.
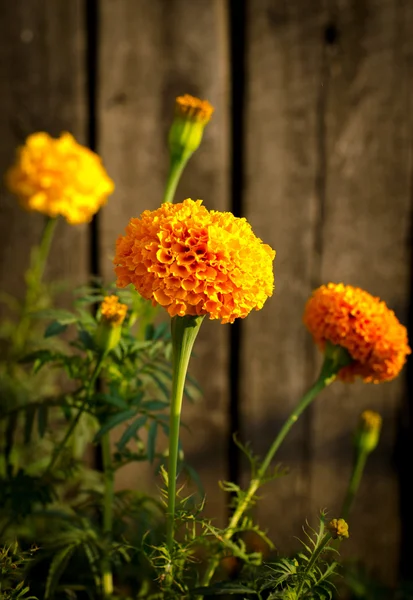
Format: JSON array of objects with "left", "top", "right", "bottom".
[
  {"left": 95, "top": 295, "right": 128, "bottom": 354},
  {"left": 355, "top": 410, "right": 382, "bottom": 454},
  {"left": 168, "top": 94, "right": 214, "bottom": 161},
  {"left": 327, "top": 518, "right": 349, "bottom": 540}
]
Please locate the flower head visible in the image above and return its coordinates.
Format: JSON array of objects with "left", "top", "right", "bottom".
[
  {"left": 355, "top": 410, "right": 382, "bottom": 454},
  {"left": 95, "top": 296, "right": 128, "bottom": 354},
  {"left": 100, "top": 295, "right": 128, "bottom": 326},
  {"left": 114, "top": 199, "right": 275, "bottom": 324},
  {"left": 327, "top": 518, "right": 349, "bottom": 540},
  {"left": 175, "top": 94, "right": 214, "bottom": 124},
  {"left": 168, "top": 95, "right": 214, "bottom": 163},
  {"left": 6, "top": 132, "right": 114, "bottom": 224},
  {"left": 303, "top": 283, "right": 410, "bottom": 383}
]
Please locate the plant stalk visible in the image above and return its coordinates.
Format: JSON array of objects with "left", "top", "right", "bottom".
[
  {"left": 341, "top": 448, "right": 368, "bottom": 521},
  {"left": 163, "top": 156, "right": 188, "bottom": 204},
  {"left": 166, "top": 315, "right": 204, "bottom": 551},
  {"left": 200, "top": 343, "right": 352, "bottom": 589},
  {"left": 101, "top": 430, "right": 114, "bottom": 596},
  {"left": 44, "top": 354, "right": 106, "bottom": 476},
  {"left": 13, "top": 216, "right": 58, "bottom": 354}
]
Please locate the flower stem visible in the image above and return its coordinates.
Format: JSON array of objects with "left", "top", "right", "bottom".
[
  {"left": 201, "top": 342, "right": 352, "bottom": 588},
  {"left": 341, "top": 448, "right": 368, "bottom": 521},
  {"left": 296, "top": 530, "right": 332, "bottom": 599},
  {"left": 101, "top": 430, "right": 114, "bottom": 597},
  {"left": 13, "top": 216, "right": 58, "bottom": 354},
  {"left": 166, "top": 315, "right": 204, "bottom": 551},
  {"left": 44, "top": 354, "right": 106, "bottom": 477},
  {"left": 163, "top": 156, "right": 188, "bottom": 204}
]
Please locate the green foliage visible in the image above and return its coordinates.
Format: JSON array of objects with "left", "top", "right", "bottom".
[{"left": 0, "top": 543, "right": 37, "bottom": 600}]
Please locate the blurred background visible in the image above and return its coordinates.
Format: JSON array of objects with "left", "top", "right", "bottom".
[{"left": 0, "top": 0, "right": 412, "bottom": 588}]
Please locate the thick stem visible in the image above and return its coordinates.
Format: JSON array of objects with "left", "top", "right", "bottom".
[
  {"left": 200, "top": 342, "right": 352, "bottom": 589},
  {"left": 44, "top": 354, "right": 105, "bottom": 477},
  {"left": 101, "top": 431, "right": 114, "bottom": 596},
  {"left": 341, "top": 449, "right": 368, "bottom": 521},
  {"left": 166, "top": 315, "right": 204, "bottom": 551},
  {"left": 13, "top": 216, "right": 58, "bottom": 354},
  {"left": 162, "top": 156, "right": 188, "bottom": 204}
]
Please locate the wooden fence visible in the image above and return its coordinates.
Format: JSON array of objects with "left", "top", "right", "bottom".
[{"left": 1, "top": 0, "right": 412, "bottom": 584}]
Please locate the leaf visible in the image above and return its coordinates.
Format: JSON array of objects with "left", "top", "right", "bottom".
[
  {"left": 31, "top": 308, "right": 77, "bottom": 324},
  {"left": 45, "top": 545, "right": 75, "bottom": 599},
  {"left": 93, "top": 392, "right": 129, "bottom": 410},
  {"left": 191, "top": 582, "right": 258, "bottom": 596},
  {"left": 147, "top": 421, "right": 158, "bottom": 463},
  {"left": 94, "top": 409, "right": 137, "bottom": 441},
  {"left": 141, "top": 399, "right": 169, "bottom": 411},
  {"left": 78, "top": 329, "right": 95, "bottom": 351},
  {"left": 117, "top": 415, "right": 148, "bottom": 450},
  {"left": 37, "top": 404, "right": 48, "bottom": 438},
  {"left": 146, "top": 371, "right": 170, "bottom": 400},
  {"left": 45, "top": 320, "right": 68, "bottom": 338},
  {"left": 24, "top": 405, "right": 36, "bottom": 444}
]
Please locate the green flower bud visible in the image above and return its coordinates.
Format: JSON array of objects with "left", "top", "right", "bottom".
[
  {"left": 355, "top": 410, "right": 382, "bottom": 454},
  {"left": 95, "top": 295, "right": 127, "bottom": 354},
  {"left": 168, "top": 94, "right": 214, "bottom": 162}
]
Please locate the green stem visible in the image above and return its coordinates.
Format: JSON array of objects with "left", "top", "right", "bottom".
[
  {"left": 44, "top": 354, "right": 105, "bottom": 477},
  {"left": 163, "top": 156, "right": 189, "bottom": 204},
  {"left": 296, "top": 531, "right": 332, "bottom": 599},
  {"left": 166, "top": 315, "right": 204, "bottom": 551},
  {"left": 101, "top": 431, "right": 114, "bottom": 597},
  {"left": 201, "top": 343, "right": 352, "bottom": 589},
  {"left": 13, "top": 216, "right": 58, "bottom": 354},
  {"left": 341, "top": 449, "right": 368, "bottom": 521}
]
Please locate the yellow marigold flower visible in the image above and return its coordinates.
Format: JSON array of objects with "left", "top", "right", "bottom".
[
  {"left": 95, "top": 296, "right": 128, "bottom": 354},
  {"left": 100, "top": 295, "right": 128, "bottom": 326},
  {"left": 327, "top": 518, "right": 349, "bottom": 540},
  {"left": 6, "top": 132, "right": 114, "bottom": 224},
  {"left": 303, "top": 283, "right": 410, "bottom": 383},
  {"left": 114, "top": 199, "right": 275, "bottom": 324},
  {"left": 356, "top": 410, "right": 382, "bottom": 454}
]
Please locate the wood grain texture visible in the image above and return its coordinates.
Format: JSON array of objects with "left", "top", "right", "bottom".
[
  {"left": 310, "top": 0, "right": 413, "bottom": 582},
  {"left": 242, "top": 0, "right": 326, "bottom": 554},
  {"left": 98, "top": 0, "right": 230, "bottom": 523},
  {"left": 0, "top": 1, "right": 88, "bottom": 303}
]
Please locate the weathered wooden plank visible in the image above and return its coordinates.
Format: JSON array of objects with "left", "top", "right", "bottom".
[
  {"left": 99, "top": 0, "right": 230, "bottom": 523},
  {"left": 310, "top": 0, "right": 413, "bottom": 583},
  {"left": 242, "top": 0, "right": 325, "bottom": 553},
  {"left": 0, "top": 1, "right": 88, "bottom": 304}
]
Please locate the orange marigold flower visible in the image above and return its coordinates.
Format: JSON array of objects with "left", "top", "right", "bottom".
[
  {"left": 114, "top": 199, "right": 275, "bottom": 324},
  {"left": 175, "top": 94, "right": 214, "bottom": 124},
  {"left": 303, "top": 283, "right": 410, "bottom": 383},
  {"left": 100, "top": 295, "right": 128, "bottom": 326},
  {"left": 6, "top": 132, "right": 114, "bottom": 224}
]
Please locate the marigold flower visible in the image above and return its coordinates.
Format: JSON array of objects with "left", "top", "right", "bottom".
[
  {"left": 100, "top": 295, "right": 128, "bottom": 326},
  {"left": 303, "top": 283, "right": 410, "bottom": 383},
  {"left": 95, "top": 296, "right": 128, "bottom": 354},
  {"left": 175, "top": 94, "right": 214, "bottom": 124},
  {"left": 6, "top": 132, "right": 114, "bottom": 224},
  {"left": 327, "top": 518, "right": 349, "bottom": 540},
  {"left": 114, "top": 199, "right": 275, "bottom": 324},
  {"left": 356, "top": 410, "right": 382, "bottom": 454}
]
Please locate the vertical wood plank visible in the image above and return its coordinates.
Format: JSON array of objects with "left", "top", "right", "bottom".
[
  {"left": 242, "top": 0, "right": 325, "bottom": 553},
  {"left": 310, "top": 0, "right": 413, "bottom": 582},
  {"left": 99, "top": 0, "right": 230, "bottom": 523},
  {"left": 0, "top": 1, "right": 88, "bottom": 303}
]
